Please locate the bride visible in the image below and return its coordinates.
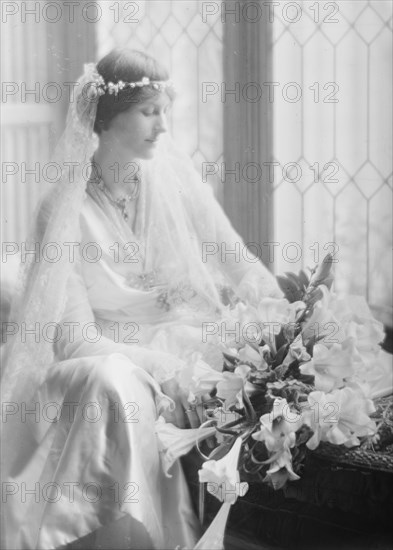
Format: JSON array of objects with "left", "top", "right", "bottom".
[{"left": 1, "top": 49, "right": 282, "bottom": 550}]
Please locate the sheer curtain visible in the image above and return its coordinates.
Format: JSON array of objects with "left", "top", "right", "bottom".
[
  {"left": 272, "top": 0, "right": 392, "bottom": 323},
  {"left": 0, "top": 14, "right": 52, "bottom": 245},
  {"left": 0, "top": 5, "right": 95, "bottom": 246}
]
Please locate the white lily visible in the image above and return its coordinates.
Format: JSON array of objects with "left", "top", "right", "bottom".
[
  {"left": 198, "top": 437, "right": 249, "bottom": 504},
  {"left": 155, "top": 416, "right": 216, "bottom": 477},
  {"left": 178, "top": 358, "right": 224, "bottom": 403},
  {"left": 216, "top": 372, "right": 244, "bottom": 409},
  {"left": 304, "top": 387, "right": 377, "bottom": 450}
]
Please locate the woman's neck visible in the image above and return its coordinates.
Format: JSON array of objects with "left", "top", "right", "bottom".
[{"left": 93, "top": 140, "right": 140, "bottom": 195}]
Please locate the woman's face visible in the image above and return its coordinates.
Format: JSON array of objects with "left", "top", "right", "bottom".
[{"left": 103, "top": 92, "right": 171, "bottom": 159}]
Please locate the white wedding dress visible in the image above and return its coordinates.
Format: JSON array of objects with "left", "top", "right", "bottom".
[{"left": 2, "top": 174, "right": 282, "bottom": 550}]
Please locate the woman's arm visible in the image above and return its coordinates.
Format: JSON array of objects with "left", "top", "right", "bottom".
[
  {"left": 194, "top": 181, "right": 283, "bottom": 304},
  {"left": 55, "top": 252, "right": 186, "bottom": 385}
]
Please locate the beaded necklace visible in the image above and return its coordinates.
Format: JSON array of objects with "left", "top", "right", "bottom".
[{"left": 95, "top": 175, "right": 141, "bottom": 222}]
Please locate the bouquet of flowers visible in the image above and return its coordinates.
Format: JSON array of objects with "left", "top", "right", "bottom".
[{"left": 156, "top": 254, "right": 391, "bottom": 549}]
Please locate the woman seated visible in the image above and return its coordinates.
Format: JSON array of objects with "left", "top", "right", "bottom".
[{"left": 1, "top": 49, "right": 282, "bottom": 550}]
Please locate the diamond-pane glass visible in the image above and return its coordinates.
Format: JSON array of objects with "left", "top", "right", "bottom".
[{"left": 273, "top": 0, "right": 392, "bottom": 318}]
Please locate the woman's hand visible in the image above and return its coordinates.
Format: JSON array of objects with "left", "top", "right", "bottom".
[{"left": 160, "top": 377, "right": 190, "bottom": 428}]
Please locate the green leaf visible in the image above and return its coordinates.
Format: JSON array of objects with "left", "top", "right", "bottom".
[
  {"left": 275, "top": 327, "right": 287, "bottom": 351},
  {"left": 222, "top": 351, "right": 238, "bottom": 365},
  {"left": 272, "top": 343, "right": 290, "bottom": 368},
  {"left": 276, "top": 276, "right": 302, "bottom": 303},
  {"left": 283, "top": 359, "right": 300, "bottom": 380},
  {"left": 298, "top": 269, "right": 309, "bottom": 289},
  {"left": 324, "top": 274, "right": 334, "bottom": 290},
  {"left": 306, "top": 287, "right": 323, "bottom": 307},
  {"left": 298, "top": 373, "right": 315, "bottom": 385},
  {"left": 242, "top": 387, "right": 257, "bottom": 421},
  {"left": 207, "top": 436, "right": 236, "bottom": 461},
  {"left": 285, "top": 272, "right": 302, "bottom": 290}
]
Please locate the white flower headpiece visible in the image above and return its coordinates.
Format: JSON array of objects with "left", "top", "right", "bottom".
[{"left": 90, "top": 72, "right": 175, "bottom": 97}]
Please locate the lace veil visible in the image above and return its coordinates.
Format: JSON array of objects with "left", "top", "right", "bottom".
[
  {"left": 1, "top": 62, "right": 280, "bottom": 453},
  {"left": 1, "top": 64, "right": 101, "bottom": 409}
]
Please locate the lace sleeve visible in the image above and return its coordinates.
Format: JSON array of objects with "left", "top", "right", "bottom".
[
  {"left": 186, "top": 177, "right": 283, "bottom": 304},
  {"left": 55, "top": 252, "right": 186, "bottom": 385}
]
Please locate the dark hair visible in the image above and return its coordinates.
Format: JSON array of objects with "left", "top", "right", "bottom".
[{"left": 94, "top": 49, "right": 173, "bottom": 135}]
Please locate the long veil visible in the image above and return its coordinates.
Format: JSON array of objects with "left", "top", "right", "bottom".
[
  {"left": 1, "top": 64, "right": 100, "bottom": 410},
  {"left": 1, "top": 61, "right": 282, "bottom": 550}
]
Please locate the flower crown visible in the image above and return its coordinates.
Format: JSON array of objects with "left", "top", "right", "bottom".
[{"left": 94, "top": 74, "right": 175, "bottom": 97}]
